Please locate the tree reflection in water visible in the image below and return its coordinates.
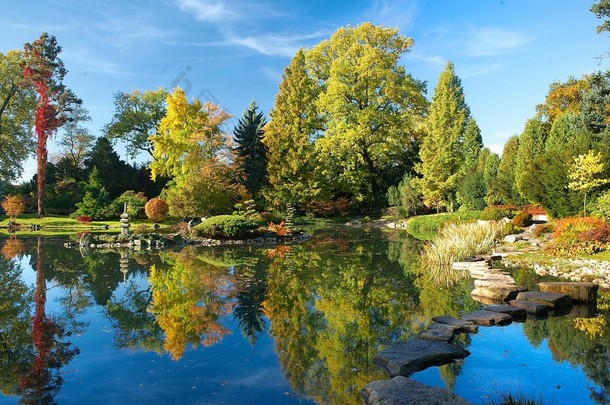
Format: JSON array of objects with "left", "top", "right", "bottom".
[
  {"left": 2, "top": 232, "right": 610, "bottom": 404},
  {"left": 15, "top": 237, "right": 79, "bottom": 404}
]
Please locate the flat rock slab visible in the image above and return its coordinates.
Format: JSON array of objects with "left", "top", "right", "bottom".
[
  {"left": 432, "top": 316, "right": 478, "bottom": 333},
  {"left": 373, "top": 339, "right": 470, "bottom": 377},
  {"left": 419, "top": 323, "right": 458, "bottom": 342},
  {"left": 471, "top": 285, "right": 527, "bottom": 302},
  {"left": 461, "top": 310, "right": 512, "bottom": 326},
  {"left": 539, "top": 281, "right": 598, "bottom": 303},
  {"left": 453, "top": 262, "right": 490, "bottom": 270},
  {"left": 515, "top": 291, "right": 572, "bottom": 309},
  {"left": 474, "top": 279, "right": 516, "bottom": 288},
  {"left": 362, "top": 376, "right": 473, "bottom": 405},
  {"left": 470, "top": 294, "right": 505, "bottom": 306},
  {"left": 485, "top": 305, "right": 527, "bottom": 319},
  {"left": 510, "top": 299, "right": 548, "bottom": 316}
]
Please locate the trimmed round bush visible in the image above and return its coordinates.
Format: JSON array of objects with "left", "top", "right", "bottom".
[
  {"left": 193, "top": 215, "right": 257, "bottom": 239},
  {"left": 145, "top": 198, "right": 169, "bottom": 223}
]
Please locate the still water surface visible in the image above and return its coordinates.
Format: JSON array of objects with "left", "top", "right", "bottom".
[{"left": 0, "top": 227, "right": 608, "bottom": 404}]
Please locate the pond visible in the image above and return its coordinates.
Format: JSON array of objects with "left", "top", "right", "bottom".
[{"left": 0, "top": 227, "right": 608, "bottom": 404}]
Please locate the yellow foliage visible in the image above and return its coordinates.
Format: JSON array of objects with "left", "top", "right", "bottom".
[{"left": 571, "top": 315, "right": 606, "bottom": 339}]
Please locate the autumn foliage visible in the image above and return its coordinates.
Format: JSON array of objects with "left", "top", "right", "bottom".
[
  {"left": 1, "top": 195, "right": 26, "bottom": 219},
  {"left": 548, "top": 216, "right": 610, "bottom": 255},
  {"left": 145, "top": 197, "right": 169, "bottom": 223}
]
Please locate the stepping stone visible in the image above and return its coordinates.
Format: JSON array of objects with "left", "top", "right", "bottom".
[
  {"left": 461, "top": 310, "right": 512, "bottom": 326},
  {"left": 470, "top": 294, "right": 505, "bottom": 305},
  {"left": 471, "top": 285, "right": 527, "bottom": 302},
  {"left": 373, "top": 339, "right": 470, "bottom": 377},
  {"left": 485, "top": 304, "right": 527, "bottom": 319},
  {"left": 474, "top": 278, "right": 516, "bottom": 288},
  {"left": 510, "top": 299, "right": 548, "bottom": 316},
  {"left": 538, "top": 281, "right": 598, "bottom": 303},
  {"left": 515, "top": 291, "right": 572, "bottom": 309},
  {"left": 362, "top": 376, "right": 473, "bottom": 405},
  {"left": 432, "top": 316, "right": 478, "bottom": 333},
  {"left": 419, "top": 323, "right": 458, "bottom": 342},
  {"left": 453, "top": 262, "right": 490, "bottom": 270}
]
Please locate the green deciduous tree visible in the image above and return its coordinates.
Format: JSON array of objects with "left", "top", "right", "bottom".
[
  {"left": 0, "top": 50, "right": 35, "bottom": 182},
  {"left": 310, "top": 22, "right": 427, "bottom": 208},
  {"left": 23, "top": 33, "right": 82, "bottom": 217},
  {"left": 104, "top": 88, "right": 167, "bottom": 159},
  {"left": 417, "top": 61, "right": 469, "bottom": 212},
  {"left": 55, "top": 105, "right": 94, "bottom": 181},
  {"left": 233, "top": 100, "right": 267, "bottom": 201},
  {"left": 263, "top": 49, "right": 324, "bottom": 208},
  {"left": 568, "top": 150, "right": 610, "bottom": 216}
]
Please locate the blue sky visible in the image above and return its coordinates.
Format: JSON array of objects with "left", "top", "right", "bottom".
[{"left": 2, "top": 0, "right": 609, "bottom": 181}]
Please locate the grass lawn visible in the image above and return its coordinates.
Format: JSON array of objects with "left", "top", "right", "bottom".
[{"left": 0, "top": 214, "right": 177, "bottom": 237}]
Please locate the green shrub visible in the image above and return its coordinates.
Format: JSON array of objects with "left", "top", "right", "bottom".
[
  {"left": 480, "top": 206, "right": 516, "bottom": 221},
  {"left": 511, "top": 212, "right": 533, "bottom": 227},
  {"left": 593, "top": 190, "right": 610, "bottom": 222},
  {"left": 193, "top": 215, "right": 257, "bottom": 239},
  {"left": 108, "top": 191, "right": 148, "bottom": 219}
]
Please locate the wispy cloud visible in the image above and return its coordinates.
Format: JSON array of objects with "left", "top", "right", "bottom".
[
  {"left": 62, "top": 48, "right": 129, "bottom": 77},
  {"left": 407, "top": 49, "right": 446, "bottom": 68},
  {"left": 461, "top": 62, "right": 502, "bottom": 78},
  {"left": 175, "top": 0, "right": 239, "bottom": 22},
  {"left": 225, "top": 31, "right": 326, "bottom": 57},
  {"left": 466, "top": 27, "right": 529, "bottom": 56},
  {"left": 367, "top": 0, "right": 420, "bottom": 31}
]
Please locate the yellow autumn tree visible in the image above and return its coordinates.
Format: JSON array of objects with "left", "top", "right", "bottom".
[{"left": 568, "top": 150, "right": 610, "bottom": 216}]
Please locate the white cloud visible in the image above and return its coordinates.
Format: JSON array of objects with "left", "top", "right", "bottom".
[
  {"left": 466, "top": 27, "right": 529, "bottom": 56},
  {"left": 367, "top": 0, "right": 420, "bottom": 31},
  {"left": 460, "top": 62, "right": 502, "bottom": 78},
  {"left": 226, "top": 31, "right": 326, "bottom": 57},
  {"left": 407, "top": 49, "right": 446, "bottom": 67},
  {"left": 175, "top": 0, "right": 238, "bottom": 21}
]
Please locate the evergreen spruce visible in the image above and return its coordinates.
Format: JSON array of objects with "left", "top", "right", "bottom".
[{"left": 233, "top": 101, "right": 268, "bottom": 200}]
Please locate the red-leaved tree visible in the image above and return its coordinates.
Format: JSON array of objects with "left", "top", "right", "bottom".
[{"left": 23, "top": 33, "right": 81, "bottom": 217}]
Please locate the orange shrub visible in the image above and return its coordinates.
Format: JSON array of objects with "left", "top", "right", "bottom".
[
  {"left": 145, "top": 197, "right": 169, "bottom": 223},
  {"left": 548, "top": 216, "right": 610, "bottom": 256},
  {"left": 552, "top": 217, "right": 605, "bottom": 238},
  {"left": 1, "top": 195, "right": 25, "bottom": 220}
]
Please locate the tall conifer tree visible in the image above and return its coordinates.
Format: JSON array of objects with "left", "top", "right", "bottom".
[
  {"left": 263, "top": 49, "right": 322, "bottom": 207},
  {"left": 233, "top": 101, "right": 268, "bottom": 200},
  {"left": 462, "top": 117, "right": 483, "bottom": 169},
  {"left": 417, "top": 61, "right": 469, "bottom": 211}
]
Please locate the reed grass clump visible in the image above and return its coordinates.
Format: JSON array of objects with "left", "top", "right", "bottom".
[{"left": 421, "top": 220, "right": 503, "bottom": 283}]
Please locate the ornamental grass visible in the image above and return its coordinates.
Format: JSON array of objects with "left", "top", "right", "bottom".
[{"left": 421, "top": 220, "right": 503, "bottom": 284}]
